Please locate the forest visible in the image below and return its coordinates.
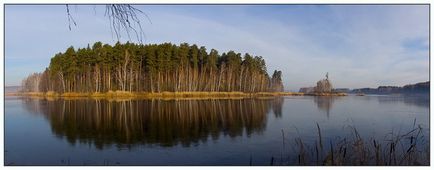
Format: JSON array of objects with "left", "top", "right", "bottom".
[{"left": 21, "top": 42, "right": 284, "bottom": 94}]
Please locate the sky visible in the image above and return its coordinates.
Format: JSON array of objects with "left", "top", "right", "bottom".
[{"left": 5, "top": 5, "right": 429, "bottom": 91}]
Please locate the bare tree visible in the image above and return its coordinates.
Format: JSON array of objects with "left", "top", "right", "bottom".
[
  {"left": 21, "top": 73, "right": 42, "bottom": 92},
  {"left": 66, "top": 4, "right": 151, "bottom": 43},
  {"left": 315, "top": 73, "right": 333, "bottom": 93}
]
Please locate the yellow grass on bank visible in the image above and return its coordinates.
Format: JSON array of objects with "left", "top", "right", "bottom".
[
  {"left": 9, "top": 91, "right": 347, "bottom": 98},
  {"left": 304, "top": 92, "right": 348, "bottom": 96},
  {"left": 45, "top": 91, "right": 59, "bottom": 97}
]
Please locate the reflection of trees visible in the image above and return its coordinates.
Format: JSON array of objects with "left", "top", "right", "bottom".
[
  {"left": 313, "top": 97, "right": 335, "bottom": 118},
  {"left": 22, "top": 97, "right": 46, "bottom": 116},
  {"left": 22, "top": 98, "right": 283, "bottom": 149},
  {"left": 376, "top": 94, "right": 429, "bottom": 108},
  {"left": 272, "top": 97, "right": 284, "bottom": 118}
]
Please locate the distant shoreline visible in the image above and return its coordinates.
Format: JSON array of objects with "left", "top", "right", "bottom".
[{"left": 6, "top": 91, "right": 348, "bottom": 99}]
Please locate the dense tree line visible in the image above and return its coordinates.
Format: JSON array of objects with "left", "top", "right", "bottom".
[
  {"left": 351, "top": 81, "right": 429, "bottom": 94},
  {"left": 21, "top": 42, "right": 284, "bottom": 93}
]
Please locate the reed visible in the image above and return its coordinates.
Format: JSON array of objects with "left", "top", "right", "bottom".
[
  {"left": 61, "top": 92, "right": 91, "bottom": 97},
  {"left": 25, "top": 92, "right": 45, "bottom": 96},
  {"left": 45, "top": 91, "right": 60, "bottom": 97},
  {"left": 305, "top": 92, "right": 347, "bottom": 96},
  {"left": 276, "top": 122, "right": 428, "bottom": 166},
  {"left": 11, "top": 91, "right": 321, "bottom": 98}
]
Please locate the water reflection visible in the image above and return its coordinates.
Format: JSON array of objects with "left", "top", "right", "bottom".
[
  {"left": 22, "top": 98, "right": 283, "bottom": 149},
  {"left": 272, "top": 97, "right": 284, "bottom": 118},
  {"left": 313, "top": 96, "right": 336, "bottom": 118},
  {"left": 376, "top": 94, "right": 429, "bottom": 108}
]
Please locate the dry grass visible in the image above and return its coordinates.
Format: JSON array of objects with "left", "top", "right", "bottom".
[
  {"left": 61, "top": 92, "right": 91, "bottom": 97},
  {"left": 5, "top": 93, "right": 21, "bottom": 96},
  {"left": 273, "top": 122, "right": 428, "bottom": 166},
  {"left": 90, "top": 92, "right": 106, "bottom": 97},
  {"left": 305, "top": 92, "right": 347, "bottom": 96},
  {"left": 9, "top": 91, "right": 349, "bottom": 98},
  {"left": 25, "top": 92, "right": 46, "bottom": 96},
  {"left": 45, "top": 91, "right": 60, "bottom": 97}
]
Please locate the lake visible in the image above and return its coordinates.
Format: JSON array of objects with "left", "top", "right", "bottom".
[{"left": 4, "top": 95, "right": 430, "bottom": 165}]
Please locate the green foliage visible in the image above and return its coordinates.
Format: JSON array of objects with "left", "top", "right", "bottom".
[{"left": 22, "top": 42, "right": 285, "bottom": 93}]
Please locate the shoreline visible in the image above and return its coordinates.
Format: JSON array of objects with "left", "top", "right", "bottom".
[{"left": 5, "top": 91, "right": 347, "bottom": 99}]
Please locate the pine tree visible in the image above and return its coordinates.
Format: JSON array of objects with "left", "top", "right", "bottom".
[{"left": 21, "top": 42, "right": 285, "bottom": 93}]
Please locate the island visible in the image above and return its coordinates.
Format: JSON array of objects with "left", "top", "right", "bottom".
[{"left": 12, "top": 42, "right": 347, "bottom": 98}]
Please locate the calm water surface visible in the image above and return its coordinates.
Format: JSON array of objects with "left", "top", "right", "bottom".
[{"left": 5, "top": 95, "right": 429, "bottom": 165}]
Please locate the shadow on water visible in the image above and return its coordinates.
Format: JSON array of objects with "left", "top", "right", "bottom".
[{"left": 21, "top": 97, "right": 284, "bottom": 150}]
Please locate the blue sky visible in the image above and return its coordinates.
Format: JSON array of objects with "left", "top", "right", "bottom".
[{"left": 5, "top": 5, "right": 429, "bottom": 91}]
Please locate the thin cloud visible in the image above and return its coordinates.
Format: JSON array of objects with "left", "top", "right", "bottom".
[{"left": 5, "top": 5, "right": 429, "bottom": 90}]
